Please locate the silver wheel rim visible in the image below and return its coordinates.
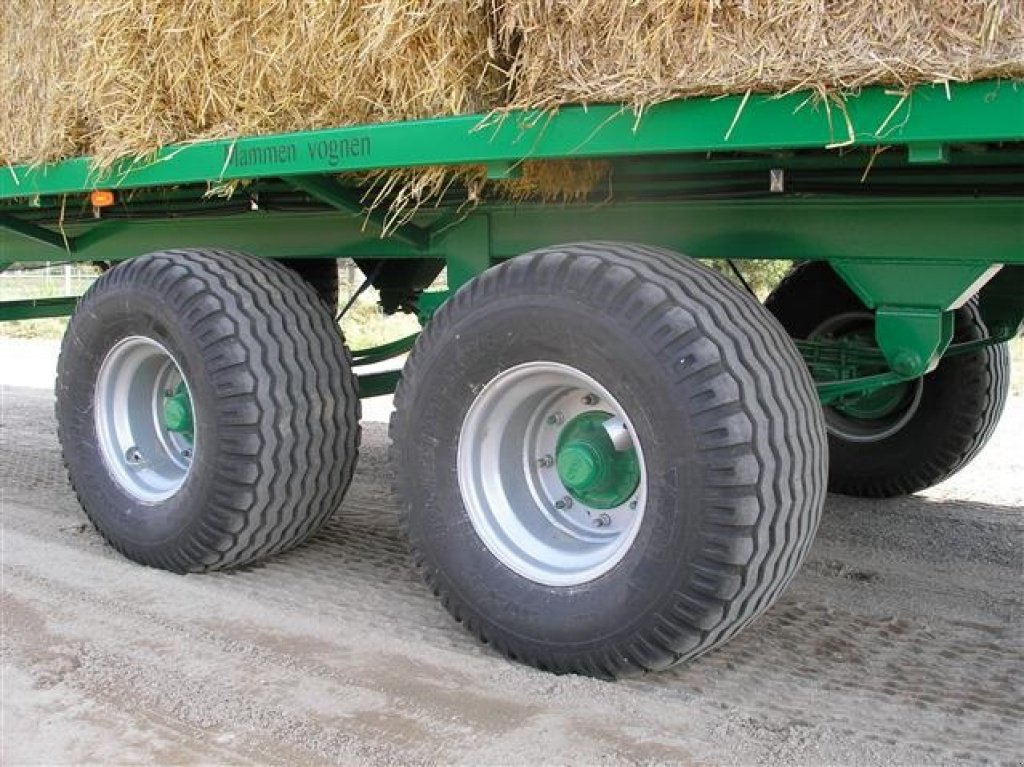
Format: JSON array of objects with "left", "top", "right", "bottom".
[
  {"left": 94, "top": 336, "right": 195, "bottom": 503},
  {"left": 457, "top": 361, "right": 647, "bottom": 587},
  {"left": 811, "top": 312, "right": 924, "bottom": 443}
]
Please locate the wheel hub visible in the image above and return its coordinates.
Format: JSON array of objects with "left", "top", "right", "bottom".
[
  {"left": 556, "top": 412, "right": 639, "bottom": 509},
  {"left": 809, "top": 312, "right": 925, "bottom": 443},
  {"left": 162, "top": 382, "right": 194, "bottom": 439}
]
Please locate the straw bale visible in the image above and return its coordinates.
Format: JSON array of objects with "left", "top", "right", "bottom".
[
  {"left": 1, "top": 1, "right": 88, "bottom": 165},
  {"left": 496, "top": 1, "right": 1024, "bottom": 110},
  {"left": 2, "top": 0, "right": 496, "bottom": 167}
]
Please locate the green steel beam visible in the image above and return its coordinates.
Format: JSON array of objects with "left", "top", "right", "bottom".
[
  {"left": 2, "top": 198, "right": 1020, "bottom": 269},
  {"left": 3, "top": 81, "right": 1021, "bottom": 200},
  {"left": 357, "top": 370, "right": 401, "bottom": 398},
  {"left": 0, "top": 211, "right": 424, "bottom": 264},
  {"left": 4, "top": 145, "right": 1023, "bottom": 223},
  {"left": 286, "top": 175, "right": 430, "bottom": 250},
  {"left": 482, "top": 198, "right": 1024, "bottom": 266},
  {"left": 0, "top": 296, "right": 78, "bottom": 321},
  {"left": 350, "top": 333, "right": 418, "bottom": 367},
  {"left": 0, "top": 213, "right": 71, "bottom": 251}
]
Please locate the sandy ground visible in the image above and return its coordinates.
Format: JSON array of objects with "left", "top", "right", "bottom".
[{"left": 1, "top": 338, "right": 1022, "bottom": 766}]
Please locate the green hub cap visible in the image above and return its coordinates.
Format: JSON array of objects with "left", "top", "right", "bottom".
[
  {"left": 556, "top": 411, "right": 640, "bottom": 509},
  {"left": 162, "top": 382, "right": 194, "bottom": 439},
  {"left": 823, "top": 326, "right": 910, "bottom": 421},
  {"left": 834, "top": 381, "right": 910, "bottom": 420}
]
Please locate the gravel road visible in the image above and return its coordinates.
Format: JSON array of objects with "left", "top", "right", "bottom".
[{"left": 2, "top": 370, "right": 1022, "bottom": 765}]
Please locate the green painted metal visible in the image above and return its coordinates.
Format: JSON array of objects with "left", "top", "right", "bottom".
[
  {"left": 440, "top": 214, "right": 491, "bottom": 291},
  {"left": 808, "top": 333, "right": 1013, "bottom": 405},
  {"left": 907, "top": 143, "right": 949, "bottom": 165},
  {"left": 3, "top": 199, "right": 1018, "bottom": 271},
  {"left": 4, "top": 144, "right": 1023, "bottom": 226},
  {"left": 287, "top": 175, "right": 430, "bottom": 249},
  {"left": 830, "top": 262, "right": 1004, "bottom": 310},
  {"left": 356, "top": 370, "right": 401, "bottom": 398},
  {"left": 162, "top": 382, "right": 194, "bottom": 440},
  {"left": 350, "top": 333, "right": 418, "bottom": 367},
  {"left": 555, "top": 412, "right": 640, "bottom": 510},
  {"left": 0, "top": 212, "right": 423, "bottom": 265},
  {"left": 832, "top": 380, "right": 910, "bottom": 420},
  {"left": 2, "top": 81, "right": 1020, "bottom": 200},
  {"left": 484, "top": 199, "right": 1024, "bottom": 267},
  {"left": 0, "top": 296, "right": 78, "bottom": 321},
  {"left": 873, "top": 308, "right": 955, "bottom": 377},
  {"left": 416, "top": 290, "right": 450, "bottom": 323},
  {"left": 0, "top": 213, "right": 69, "bottom": 251},
  {"left": 831, "top": 261, "right": 998, "bottom": 376},
  {"left": 816, "top": 371, "right": 909, "bottom": 405}
]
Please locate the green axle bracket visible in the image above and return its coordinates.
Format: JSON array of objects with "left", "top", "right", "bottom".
[{"left": 831, "top": 261, "right": 1001, "bottom": 378}]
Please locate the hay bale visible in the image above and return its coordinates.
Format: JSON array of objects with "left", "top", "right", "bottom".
[
  {"left": 2, "top": 0, "right": 496, "bottom": 167},
  {"left": 1, "top": 1, "right": 88, "bottom": 165},
  {"left": 496, "top": 1, "right": 1024, "bottom": 110}
]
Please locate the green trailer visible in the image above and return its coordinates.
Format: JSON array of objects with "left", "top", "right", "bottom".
[{"left": 2, "top": 80, "right": 1021, "bottom": 678}]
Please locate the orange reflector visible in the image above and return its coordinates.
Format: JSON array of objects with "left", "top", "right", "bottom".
[{"left": 90, "top": 190, "right": 115, "bottom": 207}]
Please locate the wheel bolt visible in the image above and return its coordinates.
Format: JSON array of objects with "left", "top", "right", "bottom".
[
  {"left": 546, "top": 412, "right": 564, "bottom": 426},
  {"left": 125, "top": 447, "right": 143, "bottom": 465},
  {"left": 182, "top": 448, "right": 193, "bottom": 460},
  {"left": 537, "top": 454, "right": 554, "bottom": 468},
  {"left": 164, "top": 388, "right": 175, "bottom": 397},
  {"left": 594, "top": 514, "right": 612, "bottom": 528},
  {"left": 581, "top": 394, "right": 598, "bottom": 406},
  {"left": 554, "top": 496, "right": 573, "bottom": 511},
  {"left": 629, "top": 499, "right": 638, "bottom": 510}
]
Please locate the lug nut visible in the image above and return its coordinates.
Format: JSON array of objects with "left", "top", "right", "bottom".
[
  {"left": 125, "top": 447, "right": 143, "bottom": 465},
  {"left": 182, "top": 448, "right": 193, "bottom": 460},
  {"left": 581, "top": 393, "right": 598, "bottom": 406},
  {"left": 546, "top": 411, "right": 564, "bottom": 426},
  {"left": 594, "top": 514, "right": 612, "bottom": 528},
  {"left": 554, "top": 496, "right": 573, "bottom": 511},
  {"left": 537, "top": 454, "right": 554, "bottom": 468},
  {"left": 164, "top": 388, "right": 175, "bottom": 397},
  {"left": 629, "top": 499, "right": 638, "bottom": 510}
]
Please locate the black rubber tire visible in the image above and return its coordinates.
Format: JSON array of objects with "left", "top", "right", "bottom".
[
  {"left": 391, "top": 242, "right": 827, "bottom": 678},
  {"left": 56, "top": 248, "right": 360, "bottom": 572},
  {"left": 278, "top": 258, "right": 340, "bottom": 311},
  {"left": 764, "top": 261, "right": 1010, "bottom": 498}
]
